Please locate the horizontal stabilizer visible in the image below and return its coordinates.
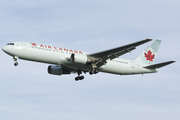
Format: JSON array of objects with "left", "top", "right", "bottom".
[{"left": 144, "top": 61, "right": 176, "bottom": 69}]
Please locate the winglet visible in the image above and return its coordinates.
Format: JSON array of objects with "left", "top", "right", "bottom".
[
  {"left": 146, "top": 38, "right": 153, "bottom": 41},
  {"left": 144, "top": 61, "right": 176, "bottom": 69}
]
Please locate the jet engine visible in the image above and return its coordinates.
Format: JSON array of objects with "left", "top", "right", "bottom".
[
  {"left": 70, "top": 53, "right": 89, "bottom": 64},
  {"left": 48, "top": 65, "right": 70, "bottom": 75}
]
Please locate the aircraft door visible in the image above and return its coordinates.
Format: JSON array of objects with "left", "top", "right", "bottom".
[
  {"left": 131, "top": 61, "right": 135, "bottom": 68},
  {"left": 22, "top": 43, "right": 26, "bottom": 50}
]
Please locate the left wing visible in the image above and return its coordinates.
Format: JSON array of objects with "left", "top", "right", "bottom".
[{"left": 88, "top": 39, "right": 152, "bottom": 68}]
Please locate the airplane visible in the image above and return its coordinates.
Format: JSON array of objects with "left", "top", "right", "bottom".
[{"left": 2, "top": 39, "right": 175, "bottom": 81}]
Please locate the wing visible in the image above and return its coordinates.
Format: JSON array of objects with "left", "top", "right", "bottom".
[{"left": 88, "top": 39, "right": 152, "bottom": 68}]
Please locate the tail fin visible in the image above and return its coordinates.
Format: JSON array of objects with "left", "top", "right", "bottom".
[{"left": 135, "top": 40, "right": 161, "bottom": 65}]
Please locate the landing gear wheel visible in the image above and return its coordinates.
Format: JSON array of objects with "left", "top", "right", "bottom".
[
  {"left": 14, "top": 62, "right": 18, "bottom": 66},
  {"left": 75, "top": 76, "right": 84, "bottom": 81},
  {"left": 89, "top": 69, "right": 99, "bottom": 75},
  {"left": 95, "top": 69, "right": 99, "bottom": 74},
  {"left": 80, "top": 76, "right": 84, "bottom": 80},
  {"left": 89, "top": 71, "right": 93, "bottom": 75},
  {"left": 75, "top": 77, "right": 80, "bottom": 81}
]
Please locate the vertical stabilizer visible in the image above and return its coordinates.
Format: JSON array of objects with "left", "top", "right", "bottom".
[{"left": 135, "top": 40, "right": 161, "bottom": 65}]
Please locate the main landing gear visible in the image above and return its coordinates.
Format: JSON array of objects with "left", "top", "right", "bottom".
[
  {"left": 75, "top": 76, "right": 84, "bottom": 81},
  {"left": 75, "top": 70, "right": 85, "bottom": 81},
  {"left": 13, "top": 56, "right": 18, "bottom": 66},
  {"left": 89, "top": 63, "right": 99, "bottom": 75},
  {"left": 89, "top": 69, "right": 99, "bottom": 75}
]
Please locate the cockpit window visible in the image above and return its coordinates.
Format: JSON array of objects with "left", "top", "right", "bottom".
[{"left": 7, "top": 43, "right": 14, "bottom": 45}]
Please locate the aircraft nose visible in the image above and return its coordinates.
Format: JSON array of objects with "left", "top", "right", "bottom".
[
  {"left": 2, "top": 45, "right": 14, "bottom": 56},
  {"left": 2, "top": 46, "right": 8, "bottom": 53},
  {"left": 2, "top": 46, "right": 6, "bottom": 52}
]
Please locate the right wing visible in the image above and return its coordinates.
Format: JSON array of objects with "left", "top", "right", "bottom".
[{"left": 88, "top": 39, "right": 152, "bottom": 68}]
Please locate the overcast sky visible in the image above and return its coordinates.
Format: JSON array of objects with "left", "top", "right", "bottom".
[{"left": 0, "top": 0, "right": 180, "bottom": 120}]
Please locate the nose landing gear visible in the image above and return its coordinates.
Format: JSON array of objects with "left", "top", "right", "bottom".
[{"left": 13, "top": 56, "right": 19, "bottom": 66}]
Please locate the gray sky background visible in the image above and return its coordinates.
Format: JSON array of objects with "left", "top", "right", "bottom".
[{"left": 0, "top": 0, "right": 180, "bottom": 120}]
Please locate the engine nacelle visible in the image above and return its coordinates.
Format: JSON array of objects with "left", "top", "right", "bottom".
[
  {"left": 48, "top": 65, "right": 70, "bottom": 75},
  {"left": 70, "top": 53, "right": 88, "bottom": 64}
]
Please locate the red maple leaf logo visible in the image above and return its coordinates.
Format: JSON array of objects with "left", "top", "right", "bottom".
[
  {"left": 144, "top": 50, "right": 155, "bottom": 63},
  {"left": 31, "top": 43, "right": 37, "bottom": 46}
]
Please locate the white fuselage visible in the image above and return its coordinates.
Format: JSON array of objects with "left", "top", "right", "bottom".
[{"left": 2, "top": 42, "right": 157, "bottom": 75}]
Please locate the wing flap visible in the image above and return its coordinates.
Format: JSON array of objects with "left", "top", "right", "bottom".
[{"left": 144, "top": 61, "right": 176, "bottom": 69}]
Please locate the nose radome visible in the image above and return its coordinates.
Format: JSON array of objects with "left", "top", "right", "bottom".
[
  {"left": 2, "top": 45, "right": 14, "bottom": 56},
  {"left": 2, "top": 46, "right": 8, "bottom": 52},
  {"left": 2, "top": 46, "right": 5, "bottom": 52}
]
